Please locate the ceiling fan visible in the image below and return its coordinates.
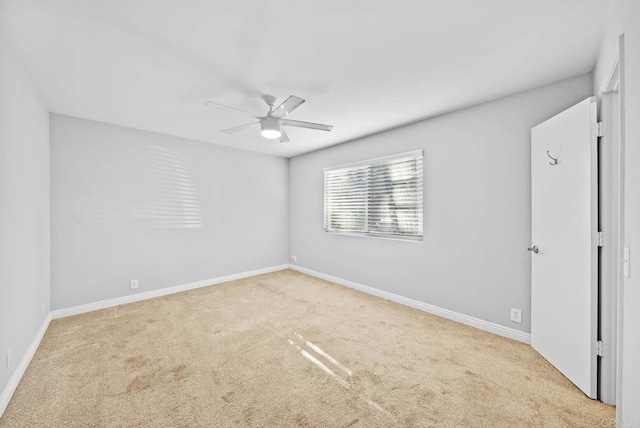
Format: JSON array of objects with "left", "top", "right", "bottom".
[{"left": 203, "top": 95, "right": 333, "bottom": 142}]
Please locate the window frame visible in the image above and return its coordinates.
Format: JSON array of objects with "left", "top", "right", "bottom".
[{"left": 323, "top": 150, "right": 424, "bottom": 243}]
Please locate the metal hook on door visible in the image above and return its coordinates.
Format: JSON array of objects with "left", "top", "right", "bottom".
[{"left": 546, "top": 151, "right": 559, "bottom": 165}]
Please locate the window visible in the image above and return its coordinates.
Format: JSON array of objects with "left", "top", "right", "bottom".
[{"left": 324, "top": 150, "right": 423, "bottom": 241}]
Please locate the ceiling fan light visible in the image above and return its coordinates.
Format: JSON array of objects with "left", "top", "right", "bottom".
[
  {"left": 261, "top": 129, "right": 282, "bottom": 139},
  {"left": 260, "top": 117, "right": 282, "bottom": 139}
]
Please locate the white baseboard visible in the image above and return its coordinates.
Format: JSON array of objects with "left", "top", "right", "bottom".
[
  {"left": 289, "top": 264, "right": 531, "bottom": 344},
  {"left": 0, "top": 312, "right": 51, "bottom": 418},
  {"left": 51, "top": 264, "right": 289, "bottom": 320}
]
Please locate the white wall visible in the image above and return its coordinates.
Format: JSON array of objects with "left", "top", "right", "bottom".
[
  {"left": 594, "top": 0, "right": 640, "bottom": 422},
  {"left": 50, "top": 115, "right": 288, "bottom": 310},
  {"left": 290, "top": 74, "right": 592, "bottom": 333},
  {"left": 0, "top": 33, "right": 50, "bottom": 399}
]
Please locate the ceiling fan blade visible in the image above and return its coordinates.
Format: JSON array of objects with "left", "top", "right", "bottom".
[
  {"left": 204, "top": 101, "right": 262, "bottom": 119},
  {"left": 269, "top": 95, "right": 305, "bottom": 118},
  {"left": 221, "top": 122, "right": 259, "bottom": 134},
  {"left": 279, "top": 129, "right": 291, "bottom": 143},
  {"left": 282, "top": 119, "right": 333, "bottom": 132}
]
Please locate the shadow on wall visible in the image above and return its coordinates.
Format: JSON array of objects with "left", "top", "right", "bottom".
[
  {"left": 134, "top": 145, "right": 204, "bottom": 229},
  {"left": 74, "top": 144, "right": 204, "bottom": 229}
]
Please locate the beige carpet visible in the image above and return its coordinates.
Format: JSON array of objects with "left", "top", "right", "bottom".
[{"left": 1, "top": 269, "right": 614, "bottom": 427}]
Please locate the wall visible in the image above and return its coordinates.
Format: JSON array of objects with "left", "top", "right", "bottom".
[
  {"left": 290, "top": 74, "right": 592, "bottom": 333},
  {"left": 593, "top": 0, "right": 640, "bottom": 422},
  {"left": 0, "top": 34, "right": 50, "bottom": 401},
  {"left": 50, "top": 115, "right": 288, "bottom": 310}
]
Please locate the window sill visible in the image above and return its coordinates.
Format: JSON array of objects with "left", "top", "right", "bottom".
[{"left": 324, "top": 230, "right": 423, "bottom": 243}]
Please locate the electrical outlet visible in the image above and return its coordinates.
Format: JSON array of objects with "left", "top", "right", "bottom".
[
  {"left": 130, "top": 279, "right": 139, "bottom": 290},
  {"left": 510, "top": 308, "right": 522, "bottom": 324},
  {"left": 6, "top": 347, "right": 11, "bottom": 368},
  {"left": 291, "top": 255, "right": 297, "bottom": 263}
]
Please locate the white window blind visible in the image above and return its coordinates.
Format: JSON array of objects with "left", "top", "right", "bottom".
[{"left": 324, "top": 150, "right": 423, "bottom": 241}]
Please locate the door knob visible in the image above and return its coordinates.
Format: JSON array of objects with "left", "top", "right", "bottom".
[{"left": 527, "top": 245, "right": 539, "bottom": 253}]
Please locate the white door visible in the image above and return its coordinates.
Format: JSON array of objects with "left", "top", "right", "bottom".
[{"left": 531, "top": 97, "right": 598, "bottom": 399}]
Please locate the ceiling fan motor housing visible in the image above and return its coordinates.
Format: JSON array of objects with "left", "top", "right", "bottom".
[{"left": 261, "top": 116, "right": 282, "bottom": 139}]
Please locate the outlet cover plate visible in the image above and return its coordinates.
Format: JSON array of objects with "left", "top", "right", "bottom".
[{"left": 510, "top": 308, "right": 522, "bottom": 324}]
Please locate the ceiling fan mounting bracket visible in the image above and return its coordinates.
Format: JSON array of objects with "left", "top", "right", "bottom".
[{"left": 261, "top": 94, "right": 278, "bottom": 110}]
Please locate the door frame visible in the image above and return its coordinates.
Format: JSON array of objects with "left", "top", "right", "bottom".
[{"left": 597, "top": 34, "right": 625, "bottom": 409}]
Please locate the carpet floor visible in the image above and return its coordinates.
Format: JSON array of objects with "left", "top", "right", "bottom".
[{"left": 1, "top": 269, "right": 614, "bottom": 427}]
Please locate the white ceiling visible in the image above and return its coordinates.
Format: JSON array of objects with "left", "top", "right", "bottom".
[{"left": 0, "top": 0, "right": 611, "bottom": 157}]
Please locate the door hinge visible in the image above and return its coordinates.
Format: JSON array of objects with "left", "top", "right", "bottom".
[
  {"left": 596, "top": 121, "right": 604, "bottom": 138},
  {"left": 596, "top": 341, "right": 604, "bottom": 357},
  {"left": 597, "top": 231, "right": 604, "bottom": 247}
]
